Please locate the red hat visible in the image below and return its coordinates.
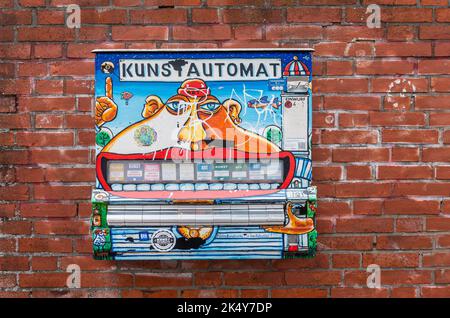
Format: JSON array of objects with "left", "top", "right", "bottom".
[{"left": 178, "top": 79, "right": 210, "bottom": 98}]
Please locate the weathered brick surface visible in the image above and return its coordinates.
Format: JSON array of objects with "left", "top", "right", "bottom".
[{"left": 0, "top": 0, "right": 449, "bottom": 298}]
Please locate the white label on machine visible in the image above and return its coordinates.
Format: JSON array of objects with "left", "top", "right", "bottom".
[
  {"left": 179, "top": 163, "right": 195, "bottom": 181},
  {"left": 144, "top": 164, "right": 160, "bottom": 181},
  {"left": 282, "top": 95, "right": 308, "bottom": 151},
  {"left": 161, "top": 163, "right": 177, "bottom": 181}
]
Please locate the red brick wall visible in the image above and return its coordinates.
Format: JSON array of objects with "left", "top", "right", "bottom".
[{"left": 1, "top": 0, "right": 449, "bottom": 298}]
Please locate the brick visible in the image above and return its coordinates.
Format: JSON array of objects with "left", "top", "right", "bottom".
[
  {"left": 37, "top": 10, "right": 64, "bottom": 24},
  {"left": 333, "top": 148, "right": 390, "bottom": 163},
  {"left": 315, "top": 79, "right": 369, "bottom": 94},
  {"left": 266, "top": 25, "right": 323, "bottom": 40},
  {"left": 370, "top": 112, "right": 425, "bottom": 126},
  {"left": 19, "top": 238, "right": 72, "bottom": 253},
  {"left": 436, "top": 166, "right": 450, "bottom": 180},
  {"left": 336, "top": 217, "right": 394, "bottom": 233},
  {"left": 339, "top": 114, "right": 369, "bottom": 128},
  {"left": 181, "top": 289, "right": 238, "bottom": 298},
  {"left": 122, "top": 289, "right": 178, "bottom": 298},
  {"left": 0, "top": 185, "right": 29, "bottom": 200},
  {"left": 332, "top": 254, "right": 360, "bottom": 268},
  {"left": 436, "top": 42, "right": 450, "bottom": 57},
  {"left": 65, "top": 114, "right": 93, "bottom": 129},
  {"left": 0, "top": 44, "right": 32, "bottom": 59},
  {"left": 223, "top": 9, "right": 282, "bottom": 23},
  {"left": 15, "top": 132, "right": 73, "bottom": 147},
  {"left": 288, "top": 7, "right": 341, "bottom": 23},
  {"left": 331, "top": 287, "right": 389, "bottom": 298},
  {"left": 135, "top": 273, "right": 192, "bottom": 287},
  {"left": 32, "top": 257, "right": 57, "bottom": 271},
  {"left": 431, "top": 78, "right": 450, "bottom": 93},
  {"left": 378, "top": 166, "right": 433, "bottom": 180},
  {"left": 419, "top": 59, "right": 450, "bottom": 75},
  {"left": 423, "top": 253, "right": 450, "bottom": 267},
  {"left": 33, "top": 185, "right": 91, "bottom": 200},
  {"left": 19, "top": 273, "right": 68, "bottom": 288},
  {"left": 0, "top": 256, "right": 29, "bottom": 271},
  {"left": 420, "top": 25, "right": 450, "bottom": 40},
  {"left": 18, "top": 62, "right": 46, "bottom": 77},
  {"left": 20, "top": 203, "right": 77, "bottom": 218},
  {"left": 363, "top": 253, "right": 419, "bottom": 268},
  {"left": 45, "top": 167, "right": 95, "bottom": 182},
  {"left": 35, "top": 79, "right": 63, "bottom": 94},
  {"left": 18, "top": 27, "right": 75, "bottom": 41},
  {"left": 382, "top": 8, "right": 432, "bottom": 22},
  {"left": 272, "top": 288, "right": 328, "bottom": 298},
  {"left": 426, "top": 217, "right": 450, "bottom": 232},
  {"left": 130, "top": 9, "right": 187, "bottom": 24},
  {"left": 321, "top": 129, "right": 378, "bottom": 144},
  {"left": 194, "top": 272, "right": 222, "bottom": 287},
  {"left": 391, "top": 147, "right": 419, "bottom": 162},
  {"left": 173, "top": 25, "right": 231, "bottom": 41},
  {"left": 19, "top": 97, "right": 75, "bottom": 112},
  {"left": 233, "top": 26, "right": 263, "bottom": 40},
  {"left": 30, "top": 149, "right": 89, "bottom": 164},
  {"left": 0, "top": 274, "right": 16, "bottom": 288},
  {"left": 393, "top": 182, "right": 450, "bottom": 196},
  {"left": 15, "top": 167, "right": 45, "bottom": 182},
  {"left": 326, "top": 26, "right": 383, "bottom": 41},
  {"left": 326, "top": 60, "right": 353, "bottom": 76},
  {"left": 375, "top": 43, "right": 431, "bottom": 57},
  {"left": 320, "top": 236, "right": 373, "bottom": 250},
  {"left": 65, "top": 80, "right": 94, "bottom": 95},
  {"left": 353, "top": 200, "right": 383, "bottom": 215},
  {"left": 0, "top": 204, "right": 15, "bottom": 217},
  {"left": 192, "top": 8, "right": 219, "bottom": 23},
  {"left": 356, "top": 60, "right": 414, "bottom": 75},
  {"left": 325, "top": 96, "right": 379, "bottom": 111},
  {"left": 0, "top": 114, "right": 31, "bottom": 129},
  {"left": 0, "top": 220, "right": 31, "bottom": 234},
  {"left": 285, "top": 271, "right": 341, "bottom": 286},
  {"left": 0, "top": 63, "right": 14, "bottom": 78},
  {"left": 0, "top": 79, "right": 32, "bottom": 94},
  {"left": 50, "top": 61, "right": 94, "bottom": 76},
  {"left": 317, "top": 201, "right": 351, "bottom": 217},
  {"left": 113, "top": 26, "right": 169, "bottom": 40},
  {"left": 387, "top": 26, "right": 415, "bottom": 41},
  {"left": 347, "top": 166, "right": 372, "bottom": 180},
  {"left": 376, "top": 235, "right": 433, "bottom": 250},
  {"left": 422, "top": 286, "right": 450, "bottom": 298},
  {"left": 34, "top": 44, "right": 62, "bottom": 58},
  {"left": 423, "top": 147, "right": 450, "bottom": 162},
  {"left": 79, "top": 26, "right": 109, "bottom": 41},
  {"left": 382, "top": 129, "right": 438, "bottom": 144},
  {"left": 313, "top": 166, "right": 342, "bottom": 181},
  {"left": 35, "top": 114, "right": 64, "bottom": 129},
  {"left": 34, "top": 220, "right": 89, "bottom": 235}
]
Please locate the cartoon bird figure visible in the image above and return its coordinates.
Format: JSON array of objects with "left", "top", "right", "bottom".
[
  {"left": 95, "top": 77, "right": 118, "bottom": 127},
  {"left": 121, "top": 91, "right": 133, "bottom": 106}
]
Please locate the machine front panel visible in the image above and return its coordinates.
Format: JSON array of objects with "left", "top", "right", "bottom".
[{"left": 91, "top": 49, "right": 317, "bottom": 260}]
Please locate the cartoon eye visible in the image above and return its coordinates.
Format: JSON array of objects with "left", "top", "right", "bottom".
[
  {"left": 200, "top": 102, "right": 221, "bottom": 112},
  {"left": 166, "top": 101, "right": 181, "bottom": 112}
]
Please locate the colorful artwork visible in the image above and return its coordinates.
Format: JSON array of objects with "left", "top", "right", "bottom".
[{"left": 91, "top": 49, "right": 316, "bottom": 260}]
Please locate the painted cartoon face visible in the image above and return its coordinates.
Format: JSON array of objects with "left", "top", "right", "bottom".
[{"left": 97, "top": 79, "right": 295, "bottom": 199}]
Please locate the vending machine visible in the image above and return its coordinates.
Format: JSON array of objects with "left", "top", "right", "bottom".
[{"left": 92, "top": 49, "right": 317, "bottom": 260}]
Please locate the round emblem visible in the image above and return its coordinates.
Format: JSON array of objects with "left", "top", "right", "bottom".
[
  {"left": 285, "top": 100, "right": 293, "bottom": 108},
  {"left": 101, "top": 61, "right": 114, "bottom": 74},
  {"left": 151, "top": 230, "right": 176, "bottom": 252},
  {"left": 134, "top": 125, "right": 157, "bottom": 147},
  {"left": 263, "top": 125, "right": 282, "bottom": 146}
]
